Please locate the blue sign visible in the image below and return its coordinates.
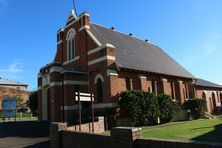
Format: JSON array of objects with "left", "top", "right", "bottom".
[{"left": 2, "top": 98, "right": 17, "bottom": 118}]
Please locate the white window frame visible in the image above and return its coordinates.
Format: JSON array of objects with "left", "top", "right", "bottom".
[{"left": 66, "top": 28, "right": 76, "bottom": 61}]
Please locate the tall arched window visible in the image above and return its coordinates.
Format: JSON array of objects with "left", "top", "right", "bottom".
[
  {"left": 220, "top": 92, "right": 222, "bottom": 105},
  {"left": 66, "top": 29, "right": 76, "bottom": 61},
  {"left": 212, "top": 92, "right": 216, "bottom": 110},
  {"left": 202, "top": 92, "right": 206, "bottom": 99},
  {"left": 97, "top": 78, "right": 103, "bottom": 103},
  {"left": 94, "top": 74, "right": 104, "bottom": 103},
  {"left": 125, "top": 77, "right": 131, "bottom": 90}
]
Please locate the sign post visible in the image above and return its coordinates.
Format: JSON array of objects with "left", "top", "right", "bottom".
[{"left": 75, "top": 92, "right": 94, "bottom": 133}]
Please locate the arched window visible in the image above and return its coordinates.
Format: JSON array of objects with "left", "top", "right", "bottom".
[
  {"left": 125, "top": 77, "right": 131, "bottom": 90},
  {"left": 220, "top": 92, "right": 222, "bottom": 105},
  {"left": 96, "top": 78, "right": 103, "bottom": 103},
  {"left": 212, "top": 92, "right": 217, "bottom": 112},
  {"left": 202, "top": 92, "right": 206, "bottom": 99},
  {"left": 94, "top": 74, "right": 104, "bottom": 103},
  {"left": 66, "top": 29, "right": 76, "bottom": 61}
]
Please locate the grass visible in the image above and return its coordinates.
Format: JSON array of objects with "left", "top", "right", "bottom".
[
  {"left": 142, "top": 117, "right": 222, "bottom": 143},
  {"left": 0, "top": 112, "right": 38, "bottom": 122},
  {"left": 102, "top": 117, "right": 222, "bottom": 143}
]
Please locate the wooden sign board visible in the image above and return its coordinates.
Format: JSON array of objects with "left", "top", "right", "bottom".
[{"left": 75, "top": 92, "right": 94, "bottom": 102}]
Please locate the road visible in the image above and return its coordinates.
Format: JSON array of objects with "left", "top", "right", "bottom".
[{"left": 0, "top": 121, "right": 49, "bottom": 148}]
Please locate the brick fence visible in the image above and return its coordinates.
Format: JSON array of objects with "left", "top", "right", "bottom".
[
  {"left": 66, "top": 117, "right": 105, "bottom": 133},
  {"left": 50, "top": 123, "right": 222, "bottom": 148}
]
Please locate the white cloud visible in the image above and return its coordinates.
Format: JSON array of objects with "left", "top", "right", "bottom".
[{"left": 0, "top": 59, "right": 24, "bottom": 79}]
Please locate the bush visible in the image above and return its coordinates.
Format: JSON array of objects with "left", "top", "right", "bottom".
[
  {"left": 119, "top": 90, "right": 160, "bottom": 126},
  {"left": 158, "top": 94, "right": 180, "bottom": 124},
  {"left": 183, "top": 98, "right": 206, "bottom": 119}
]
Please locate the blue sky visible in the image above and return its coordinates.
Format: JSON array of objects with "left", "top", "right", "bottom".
[{"left": 0, "top": 0, "right": 222, "bottom": 90}]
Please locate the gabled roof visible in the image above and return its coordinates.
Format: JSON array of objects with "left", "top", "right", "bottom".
[
  {"left": 195, "top": 79, "right": 222, "bottom": 88},
  {"left": 0, "top": 77, "right": 27, "bottom": 86},
  {"left": 90, "top": 23, "right": 195, "bottom": 79}
]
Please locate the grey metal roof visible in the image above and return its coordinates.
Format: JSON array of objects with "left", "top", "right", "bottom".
[
  {"left": 90, "top": 23, "right": 195, "bottom": 79},
  {"left": 195, "top": 79, "right": 222, "bottom": 88},
  {"left": 0, "top": 77, "right": 27, "bottom": 86}
]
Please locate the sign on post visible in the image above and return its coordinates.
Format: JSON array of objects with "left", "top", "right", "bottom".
[
  {"left": 2, "top": 98, "right": 17, "bottom": 122},
  {"left": 75, "top": 92, "right": 95, "bottom": 133}
]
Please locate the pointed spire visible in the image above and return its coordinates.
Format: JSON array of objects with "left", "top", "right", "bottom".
[
  {"left": 69, "top": 9, "right": 77, "bottom": 19},
  {"left": 67, "top": 9, "right": 77, "bottom": 23}
]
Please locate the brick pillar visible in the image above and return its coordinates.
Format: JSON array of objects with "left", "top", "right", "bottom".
[
  {"left": 162, "top": 78, "right": 168, "bottom": 95},
  {"left": 111, "top": 127, "right": 142, "bottom": 148},
  {"left": 50, "top": 122, "right": 67, "bottom": 148},
  {"left": 177, "top": 80, "right": 185, "bottom": 105}
]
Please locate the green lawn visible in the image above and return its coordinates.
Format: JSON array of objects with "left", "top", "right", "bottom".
[
  {"left": 142, "top": 117, "right": 222, "bottom": 143},
  {"left": 0, "top": 112, "right": 38, "bottom": 122}
]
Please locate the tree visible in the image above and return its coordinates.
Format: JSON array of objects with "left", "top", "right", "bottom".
[{"left": 29, "top": 91, "right": 38, "bottom": 113}]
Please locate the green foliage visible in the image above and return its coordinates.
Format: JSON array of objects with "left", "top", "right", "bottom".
[
  {"left": 119, "top": 90, "right": 160, "bottom": 126},
  {"left": 183, "top": 98, "right": 206, "bottom": 119},
  {"left": 29, "top": 91, "right": 38, "bottom": 113},
  {"left": 157, "top": 94, "right": 180, "bottom": 124}
]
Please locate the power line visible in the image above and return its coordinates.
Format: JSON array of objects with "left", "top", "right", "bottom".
[{"left": 72, "top": 0, "right": 78, "bottom": 16}]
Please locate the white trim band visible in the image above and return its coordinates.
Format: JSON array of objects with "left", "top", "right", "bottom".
[
  {"left": 64, "top": 80, "right": 88, "bottom": 85},
  {"left": 88, "top": 55, "right": 115, "bottom": 66},
  {"left": 94, "top": 103, "right": 118, "bottom": 108},
  {"left": 63, "top": 56, "right": 80, "bottom": 65},
  {"left": 79, "top": 25, "right": 90, "bottom": 32},
  {"left": 139, "top": 75, "right": 147, "bottom": 80},
  {"left": 57, "top": 40, "right": 63, "bottom": 45},
  {"left": 87, "top": 43, "right": 115, "bottom": 55},
  {"left": 50, "top": 67, "right": 63, "bottom": 73},
  {"left": 63, "top": 105, "right": 82, "bottom": 111},
  {"left": 50, "top": 82, "right": 62, "bottom": 87},
  {"left": 107, "top": 69, "right": 118, "bottom": 76},
  {"left": 86, "top": 30, "right": 102, "bottom": 46}
]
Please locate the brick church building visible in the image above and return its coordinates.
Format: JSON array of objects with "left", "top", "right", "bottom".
[{"left": 38, "top": 10, "right": 222, "bottom": 122}]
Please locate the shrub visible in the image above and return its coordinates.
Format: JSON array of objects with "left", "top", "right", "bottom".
[
  {"left": 119, "top": 90, "right": 160, "bottom": 126},
  {"left": 183, "top": 98, "right": 206, "bottom": 119},
  {"left": 158, "top": 94, "right": 180, "bottom": 124}
]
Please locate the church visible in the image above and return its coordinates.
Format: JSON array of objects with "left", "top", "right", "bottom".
[{"left": 38, "top": 10, "right": 222, "bottom": 122}]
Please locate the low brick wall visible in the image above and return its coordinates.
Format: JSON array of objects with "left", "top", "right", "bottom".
[
  {"left": 67, "top": 117, "right": 104, "bottom": 133},
  {"left": 61, "top": 131, "right": 111, "bottom": 148},
  {"left": 135, "top": 138, "right": 222, "bottom": 148},
  {"left": 50, "top": 123, "right": 222, "bottom": 148}
]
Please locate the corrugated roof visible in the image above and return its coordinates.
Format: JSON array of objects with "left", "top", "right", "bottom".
[
  {"left": 0, "top": 77, "right": 27, "bottom": 86},
  {"left": 195, "top": 79, "right": 222, "bottom": 88},
  {"left": 90, "top": 23, "right": 195, "bottom": 79}
]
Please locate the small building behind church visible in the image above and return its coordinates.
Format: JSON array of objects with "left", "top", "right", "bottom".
[{"left": 0, "top": 77, "right": 29, "bottom": 110}]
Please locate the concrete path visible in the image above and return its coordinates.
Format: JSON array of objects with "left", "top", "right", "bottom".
[{"left": 0, "top": 121, "right": 49, "bottom": 148}]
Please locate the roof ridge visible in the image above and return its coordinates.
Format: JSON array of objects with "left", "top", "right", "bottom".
[
  {"left": 0, "top": 77, "right": 27, "bottom": 86},
  {"left": 90, "top": 22, "right": 158, "bottom": 46}
]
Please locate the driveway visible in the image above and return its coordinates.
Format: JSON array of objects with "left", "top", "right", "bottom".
[{"left": 0, "top": 121, "right": 49, "bottom": 148}]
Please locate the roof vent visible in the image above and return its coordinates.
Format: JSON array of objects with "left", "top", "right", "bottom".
[
  {"left": 145, "top": 39, "right": 148, "bottom": 42},
  {"left": 129, "top": 33, "right": 133, "bottom": 36},
  {"left": 111, "top": 27, "right": 115, "bottom": 30}
]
